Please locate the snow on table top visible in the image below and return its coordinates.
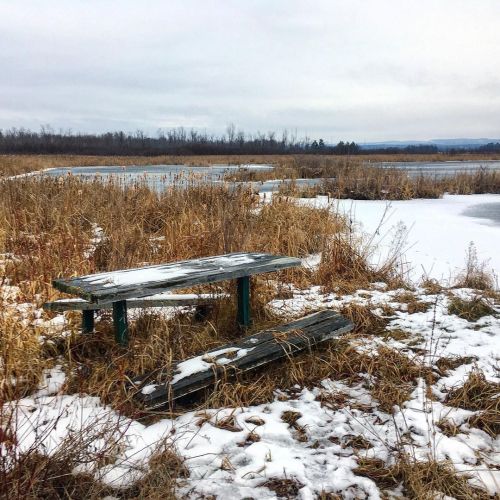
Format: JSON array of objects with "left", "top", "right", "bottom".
[
  {"left": 52, "top": 292, "right": 226, "bottom": 303},
  {"left": 53, "top": 252, "right": 301, "bottom": 302},
  {"left": 71, "top": 254, "right": 264, "bottom": 288}
]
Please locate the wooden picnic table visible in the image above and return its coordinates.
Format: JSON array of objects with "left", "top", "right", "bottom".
[{"left": 52, "top": 252, "right": 302, "bottom": 345}]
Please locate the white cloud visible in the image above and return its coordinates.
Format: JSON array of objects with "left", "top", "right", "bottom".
[{"left": 0, "top": 0, "right": 499, "bottom": 140}]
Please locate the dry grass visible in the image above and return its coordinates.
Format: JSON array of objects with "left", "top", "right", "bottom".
[
  {"left": 446, "top": 370, "right": 499, "bottom": 437},
  {"left": 435, "top": 355, "right": 477, "bottom": 375},
  {"left": 126, "top": 448, "right": 187, "bottom": 500},
  {"left": 447, "top": 295, "right": 497, "bottom": 322},
  {"left": 369, "top": 346, "right": 434, "bottom": 412},
  {"left": 339, "top": 303, "right": 388, "bottom": 335},
  {"left": 1, "top": 154, "right": 498, "bottom": 498},
  {"left": 355, "top": 457, "right": 490, "bottom": 499},
  {"left": 3, "top": 153, "right": 500, "bottom": 201},
  {"left": 0, "top": 452, "right": 105, "bottom": 499},
  {"left": 0, "top": 153, "right": 281, "bottom": 178},
  {"left": 248, "top": 155, "right": 500, "bottom": 200},
  {"left": 0, "top": 311, "right": 47, "bottom": 400},
  {"left": 262, "top": 477, "right": 304, "bottom": 498},
  {"left": 1, "top": 176, "right": 339, "bottom": 291},
  {"left": 0, "top": 172, "right": 405, "bottom": 409},
  {"left": 316, "top": 235, "right": 400, "bottom": 293},
  {"left": 203, "top": 339, "right": 433, "bottom": 415},
  {"left": 0, "top": 437, "right": 185, "bottom": 500},
  {"left": 393, "top": 291, "right": 432, "bottom": 314},
  {"left": 454, "top": 243, "right": 497, "bottom": 290}
]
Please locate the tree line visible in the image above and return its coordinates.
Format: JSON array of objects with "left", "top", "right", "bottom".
[
  {"left": 0, "top": 127, "right": 359, "bottom": 156},
  {"left": 0, "top": 127, "right": 494, "bottom": 156}
]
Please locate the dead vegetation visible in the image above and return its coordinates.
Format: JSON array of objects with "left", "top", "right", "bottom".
[
  {"left": 446, "top": 370, "right": 500, "bottom": 437},
  {"left": 355, "top": 456, "right": 490, "bottom": 499},
  {"left": 447, "top": 295, "right": 496, "bottom": 321},
  {"left": 393, "top": 291, "right": 432, "bottom": 314},
  {"left": 205, "top": 338, "right": 433, "bottom": 415},
  {"left": 454, "top": 242, "right": 497, "bottom": 290},
  {"left": 0, "top": 173, "right": 405, "bottom": 406},
  {"left": 339, "top": 302, "right": 388, "bottom": 334},
  {"left": 435, "top": 355, "right": 477, "bottom": 375},
  {"left": 2, "top": 153, "right": 500, "bottom": 201},
  {"left": 1, "top": 155, "right": 498, "bottom": 498},
  {"left": 0, "top": 436, "right": 186, "bottom": 500},
  {"left": 263, "top": 477, "right": 304, "bottom": 498}
]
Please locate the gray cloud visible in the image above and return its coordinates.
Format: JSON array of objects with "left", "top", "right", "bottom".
[{"left": 1, "top": 0, "right": 499, "bottom": 140}]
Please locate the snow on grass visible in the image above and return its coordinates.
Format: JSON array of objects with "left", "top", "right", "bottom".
[
  {"left": 3, "top": 281, "right": 499, "bottom": 497},
  {"left": 269, "top": 285, "right": 499, "bottom": 384},
  {"left": 83, "top": 223, "right": 104, "bottom": 259},
  {"left": 35, "top": 365, "right": 66, "bottom": 397}
]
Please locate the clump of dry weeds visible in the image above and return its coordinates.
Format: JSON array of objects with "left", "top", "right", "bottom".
[
  {"left": 393, "top": 291, "right": 432, "bottom": 314},
  {"left": 0, "top": 311, "right": 48, "bottom": 400},
  {"left": 355, "top": 456, "right": 490, "bottom": 499},
  {"left": 339, "top": 303, "right": 388, "bottom": 335},
  {"left": 446, "top": 369, "right": 499, "bottom": 437},
  {"left": 447, "top": 295, "right": 496, "bottom": 321},
  {"left": 263, "top": 476, "right": 304, "bottom": 498},
  {"left": 454, "top": 243, "right": 496, "bottom": 290}
]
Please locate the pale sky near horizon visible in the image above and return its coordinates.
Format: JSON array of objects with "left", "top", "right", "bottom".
[{"left": 1, "top": 0, "right": 499, "bottom": 142}]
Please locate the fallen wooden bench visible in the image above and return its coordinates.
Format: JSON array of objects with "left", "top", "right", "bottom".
[
  {"left": 43, "top": 293, "right": 226, "bottom": 333},
  {"left": 131, "top": 309, "right": 353, "bottom": 409}
]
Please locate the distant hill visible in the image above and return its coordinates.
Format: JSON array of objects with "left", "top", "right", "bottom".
[{"left": 360, "top": 138, "right": 500, "bottom": 151}]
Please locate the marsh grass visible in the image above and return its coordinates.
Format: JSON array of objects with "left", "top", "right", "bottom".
[
  {"left": 1, "top": 157, "right": 498, "bottom": 498},
  {"left": 1, "top": 174, "right": 381, "bottom": 408},
  {"left": 233, "top": 155, "right": 500, "bottom": 200},
  {"left": 3, "top": 153, "right": 500, "bottom": 201}
]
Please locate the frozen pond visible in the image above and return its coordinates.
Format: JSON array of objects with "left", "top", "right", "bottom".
[
  {"left": 300, "top": 194, "right": 500, "bottom": 286},
  {"left": 38, "top": 164, "right": 271, "bottom": 190},
  {"left": 462, "top": 202, "right": 500, "bottom": 226},
  {"left": 17, "top": 163, "right": 326, "bottom": 193},
  {"left": 372, "top": 160, "right": 500, "bottom": 178}
]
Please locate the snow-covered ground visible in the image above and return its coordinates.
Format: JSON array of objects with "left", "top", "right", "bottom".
[
  {"left": 2, "top": 194, "right": 500, "bottom": 498},
  {"left": 300, "top": 194, "right": 500, "bottom": 286},
  {"left": 3, "top": 276, "right": 499, "bottom": 498}
]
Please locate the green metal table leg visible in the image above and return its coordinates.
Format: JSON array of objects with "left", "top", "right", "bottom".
[
  {"left": 112, "top": 300, "right": 129, "bottom": 346},
  {"left": 237, "top": 276, "right": 251, "bottom": 327},
  {"left": 82, "top": 310, "right": 95, "bottom": 333}
]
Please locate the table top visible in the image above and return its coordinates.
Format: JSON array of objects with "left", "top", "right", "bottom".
[{"left": 53, "top": 252, "right": 302, "bottom": 304}]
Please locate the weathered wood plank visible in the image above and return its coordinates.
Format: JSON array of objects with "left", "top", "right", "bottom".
[
  {"left": 52, "top": 253, "right": 301, "bottom": 304},
  {"left": 131, "top": 310, "right": 353, "bottom": 409},
  {"left": 43, "top": 293, "right": 228, "bottom": 312}
]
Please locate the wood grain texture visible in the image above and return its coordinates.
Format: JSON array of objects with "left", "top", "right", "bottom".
[
  {"left": 131, "top": 309, "right": 353, "bottom": 409},
  {"left": 53, "top": 253, "right": 301, "bottom": 304},
  {"left": 43, "top": 293, "right": 228, "bottom": 311}
]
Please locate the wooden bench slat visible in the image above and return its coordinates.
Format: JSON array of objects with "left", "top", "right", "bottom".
[
  {"left": 43, "top": 293, "right": 228, "bottom": 312},
  {"left": 131, "top": 310, "right": 353, "bottom": 409},
  {"left": 53, "top": 253, "right": 301, "bottom": 304}
]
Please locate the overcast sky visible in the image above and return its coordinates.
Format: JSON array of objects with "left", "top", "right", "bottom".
[{"left": 1, "top": 0, "right": 499, "bottom": 141}]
